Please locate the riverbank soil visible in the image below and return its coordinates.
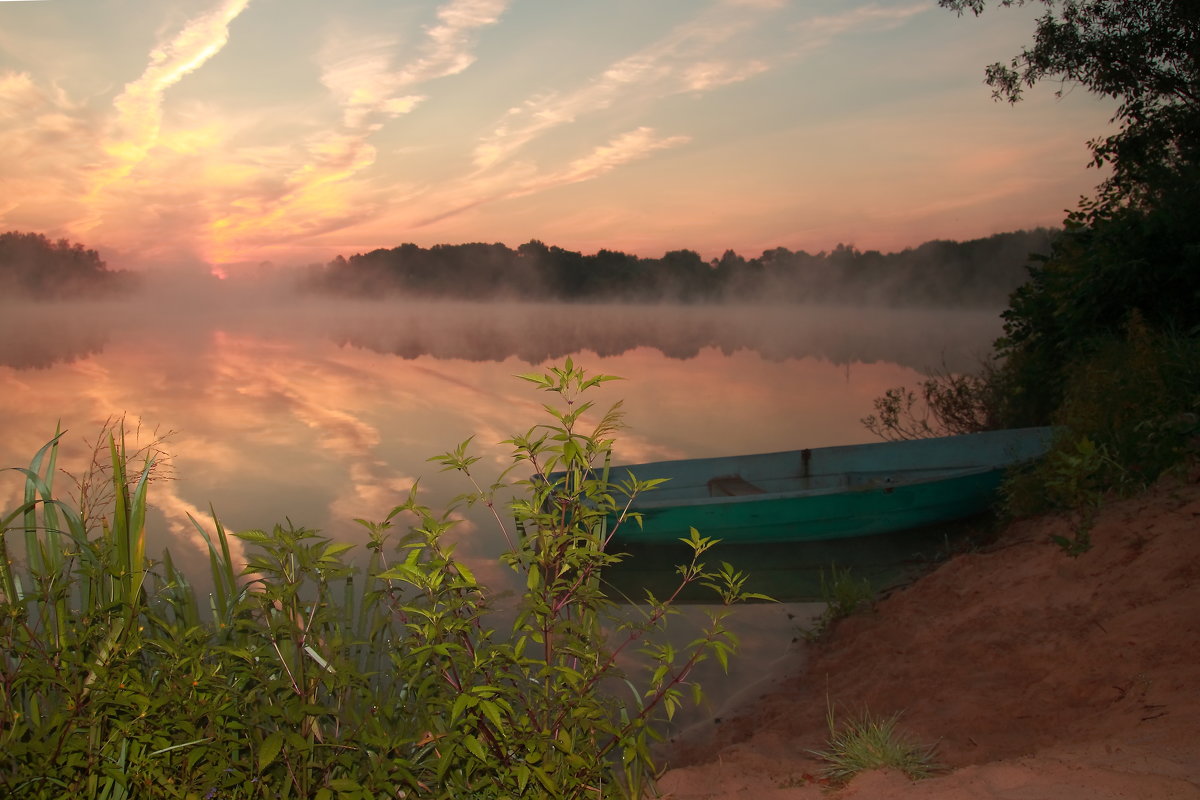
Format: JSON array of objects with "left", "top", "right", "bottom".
[{"left": 657, "top": 474, "right": 1200, "bottom": 799}]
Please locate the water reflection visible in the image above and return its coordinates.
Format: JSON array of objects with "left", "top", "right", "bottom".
[
  {"left": 0, "top": 299, "right": 1002, "bottom": 373},
  {"left": 322, "top": 302, "right": 1001, "bottom": 372},
  {"left": 1, "top": 301, "right": 1007, "bottom": 726},
  {"left": 0, "top": 302, "right": 1003, "bottom": 594},
  {"left": 0, "top": 303, "right": 109, "bottom": 369}
]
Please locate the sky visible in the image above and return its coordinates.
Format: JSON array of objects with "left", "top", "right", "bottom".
[{"left": 0, "top": 0, "right": 1117, "bottom": 275}]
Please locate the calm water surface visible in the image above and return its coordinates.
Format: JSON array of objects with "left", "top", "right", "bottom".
[
  {"left": 1, "top": 299, "right": 1002, "bottom": 576},
  {"left": 0, "top": 298, "right": 1002, "bottom": 719}
]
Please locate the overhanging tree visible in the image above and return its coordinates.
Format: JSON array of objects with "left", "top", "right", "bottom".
[
  {"left": 941, "top": 0, "right": 1200, "bottom": 207},
  {"left": 941, "top": 0, "right": 1200, "bottom": 426}
]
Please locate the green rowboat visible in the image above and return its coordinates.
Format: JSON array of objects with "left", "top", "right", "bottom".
[{"left": 604, "top": 427, "right": 1054, "bottom": 546}]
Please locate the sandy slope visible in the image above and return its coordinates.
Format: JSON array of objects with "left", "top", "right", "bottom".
[{"left": 656, "top": 474, "right": 1200, "bottom": 799}]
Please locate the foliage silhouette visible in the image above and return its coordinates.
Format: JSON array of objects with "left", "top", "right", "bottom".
[
  {"left": 0, "top": 232, "right": 137, "bottom": 299},
  {"left": 303, "top": 230, "right": 1055, "bottom": 306}
]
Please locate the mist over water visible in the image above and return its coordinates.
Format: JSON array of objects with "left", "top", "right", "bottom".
[
  {"left": 0, "top": 285, "right": 1009, "bottom": 725},
  {"left": 0, "top": 269, "right": 1005, "bottom": 373},
  {"left": 0, "top": 284, "right": 1006, "bottom": 590},
  {"left": 324, "top": 301, "right": 1001, "bottom": 372}
]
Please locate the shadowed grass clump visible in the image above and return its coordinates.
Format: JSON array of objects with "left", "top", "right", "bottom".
[
  {"left": 811, "top": 706, "right": 940, "bottom": 783},
  {"left": 797, "top": 564, "right": 874, "bottom": 641}
]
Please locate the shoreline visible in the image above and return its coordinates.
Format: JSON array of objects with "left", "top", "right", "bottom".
[{"left": 654, "top": 474, "right": 1200, "bottom": 799}]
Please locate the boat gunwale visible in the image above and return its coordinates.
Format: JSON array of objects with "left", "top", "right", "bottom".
[
  {"left": 603, "top": 426, "right": 1052, "bottom": 474},
  {"left": 625, "top": 463, "right": 1000, "bottom": 510}
]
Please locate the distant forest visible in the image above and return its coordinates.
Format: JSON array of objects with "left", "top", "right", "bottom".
[
  {"left": 0, "top": 232, "right": 137, "bottom": 299},
  {"left": 0, "top": 228, "right": 1057, "bottom": 307},
  {"left": 303, "top": 229, "right": 1057, "bottom": 306}
]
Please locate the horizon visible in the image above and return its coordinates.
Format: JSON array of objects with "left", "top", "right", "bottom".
[
  {"left": 0, "top": 226, "right": 1054, "bottom": 290},
  {"left": 1, "top": 1, "right": 1114, "bottom": 276}
]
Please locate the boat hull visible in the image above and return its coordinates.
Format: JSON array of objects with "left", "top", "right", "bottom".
[
  {"left": 604, "top": 427, "right": 1053, "bottom": 546},
  {"left": 610, "top": 466, "right": 1007, "bottom": 545}
]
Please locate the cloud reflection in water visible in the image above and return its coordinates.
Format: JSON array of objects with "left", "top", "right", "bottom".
[{"left": 0, "top": 301, "right": 1003, "bottom": 592}]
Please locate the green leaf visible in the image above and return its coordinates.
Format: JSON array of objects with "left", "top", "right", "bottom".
[
  {"left": 515, "top": 372, "right": 553, "bottom": 387},
  {"left": 321, "top": 542, "right": 355, "bottom": 560},
  {"left": 147, "top": 737, "right": 212, "bottom": 757},
  {"left": 463, "top": 734, "right": 487, "bottom": 761},
  {"left": 479, "top": 699, "right": 505, "bottom": 733},
  {"left": 714, "top": 642, "right": 730, "bottom": 672},
  {"left": 450, "top": 692, "right": 475, "bottom": 724},
  {"left": 515, "top": 764, "right": 531, "bottom": 793},
  {"left": 454, "top": 560, "right": 476, "bottom": 585},
  {"left": 531, "top": 765, "right": 558, "bottom": 794},
  {"left": 258, "top": 731, "right": 284, "bottom": 771}
]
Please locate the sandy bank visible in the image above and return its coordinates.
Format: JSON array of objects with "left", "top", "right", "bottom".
[{"left": 656, "top": 474, "right": 1200, "bottom": 799}]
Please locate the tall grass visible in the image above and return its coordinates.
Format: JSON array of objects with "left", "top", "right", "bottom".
[{"left": 1, "top": 362, "right": 759, "bottom": 799}]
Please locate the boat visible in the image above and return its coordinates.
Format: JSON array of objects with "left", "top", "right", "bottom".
[{"left": 600, "top": 427, "right": 1054, "bottom": 546}]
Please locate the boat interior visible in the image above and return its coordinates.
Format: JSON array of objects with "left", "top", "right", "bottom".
[{"left": 633, "top": 465, "right": 995, "bottom": 505}]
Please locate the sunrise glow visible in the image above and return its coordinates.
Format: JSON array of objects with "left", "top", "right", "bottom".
[{"left": 0, "top": 0, "right": 1115, "bottom": 275}]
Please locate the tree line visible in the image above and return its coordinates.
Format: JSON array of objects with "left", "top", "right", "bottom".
[
  {"left": 301, "top": 229, "right": 1056, "bottom": 307},
  {"left": 0, "top": 231, "right": 138, "bottom": 299}
]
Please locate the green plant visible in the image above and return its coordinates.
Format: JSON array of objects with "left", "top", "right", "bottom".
[
  {"left": 820, "top": 564, "right": 874, "bottom": 620},
  {"left": 64, "top": 415, "right": 176, "bottom": 536},
  {"left": 810, "top": 704, "right": 939, "bottom": 783},
  {"left": 797, "top": 564, "right": 873, "bottom": 641},
  {"left": 1053, "top": 318, "right": 1200, "bottom": 484},
  {"left": 0, "top": 426, "right": 179, "bottom": 798},
  {"left": 411, "top": 358, "right": 766, "bottom": 797},
  {"left": 0, "top": 361, "right": 760, "bottom": 799},
  {"left": 1041, "top": 436, "right": 1118, "bottom": 556},
  {"left": 999, "top": 321, "right": 1200, "bottom": 554}
]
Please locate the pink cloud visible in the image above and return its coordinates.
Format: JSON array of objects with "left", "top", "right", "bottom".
[{"left": 104, "top": 0, "right": 252, "bottom": 172}]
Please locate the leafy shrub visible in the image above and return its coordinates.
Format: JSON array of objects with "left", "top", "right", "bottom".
[
  {"left": 1004, "top": 435, "right": 1117, "bottom": 556},
  {"left": 1001, "top": 322, "right": 1200, "bottom": 553},
  {"left": 1, "top": 361, "right": 759, "bottom": 799},
  {"left": 993, "top": 176, "right": 1200, "bottom": 429},
  {"left": 1053, "top": 317, "right": 1200, "bottom": 484}
]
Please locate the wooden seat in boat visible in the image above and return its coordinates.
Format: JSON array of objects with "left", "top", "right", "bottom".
[{"left": 707, "top": 475, "right": 766, "bottom": 497}]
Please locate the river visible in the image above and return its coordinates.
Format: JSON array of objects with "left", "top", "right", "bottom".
[
  {"left": 0, "top": 297, "right": 1004, "bottom": 727},
  {"left": 0, "top": 298, "right": 1001, "bottom": 576}
]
